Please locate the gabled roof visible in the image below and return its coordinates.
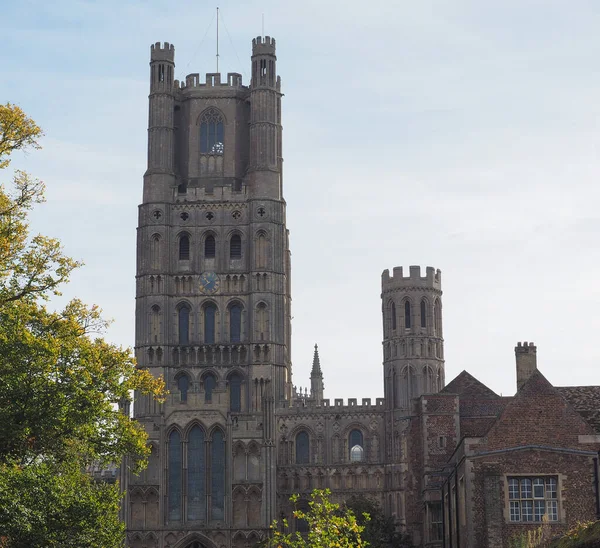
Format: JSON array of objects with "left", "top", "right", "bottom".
[
  {"left": 557, "top": 386, "right": 600, "bottom": 433},
  {"left": 442, "top": 370, "right": 500, "bottom": 399},
  {"left": 480, "top": 369, "right": 597, "bottom": 450}
]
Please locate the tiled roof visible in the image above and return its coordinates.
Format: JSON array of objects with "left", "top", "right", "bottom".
[
  {"left": 557, "top": 386, "right": 600, "bottom": 433},
  {"left": 442, "top": 370, "right": 500, "bottom": 399}
]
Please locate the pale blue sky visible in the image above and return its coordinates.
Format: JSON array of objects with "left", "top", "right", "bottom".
[{"left": 2, "top": 1, "right": 600, "bottom": 399}]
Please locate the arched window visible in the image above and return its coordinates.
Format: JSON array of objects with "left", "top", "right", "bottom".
[
  {"left": 187, "top": 426, "right": 206, "bottom": 521},
  {"left": 211, "top": 429, "right": 226, "bottom": 520},
  {"left": 179, "top": 234, "right": 190, "bottom": 261},
  {"left": 434, "top": 299, "right": 442, "bottom": 336},
  {"left": 256, "top": 232, "right": 268, "bottom": 268},
  {"left": 176, "top": 374, "right": 189, "bottom": 402},
  {"left": 151, "top": 234, "right": 161, "bottom": 269},
  {"left": 204, "top": 303, "right": 216, "bottom": 344},
  {"left": 390, "top": 301, "right": 397, "bottom": 331},
  {"left": 256, "top": 303, "right": 269, "bottom": 341},
  {"left": 230, "top": 234, "right": 242, "bottom": 259},
  {"left": 229, "top": 373, "right": 242, "bottom": 413},
  {"left": 204, "top": 234, "right": 216, "bottom": 259},
  {"left": 203, "top": 373, "right": 216, "bottom": 403},
  {"left": 150, "top": 305, "right": 160, "bottom": 343},
  {"left": 421, "top": 299, "right": 427, "bottom": 328},
  {"left": 295, "top": 431, "right": 310, "bottom": 464},
  {"left": 349, "top": 429, "right": 364, "bottom": 462},
  {"left": 402, "top": 366, "right": 419, "bottom": 407},
  {"left": 230, "top": 304, "right": 242, "bottom": 342},
  {"left": 424, "top": 366, "right": 436, "bottom": 394},
  {"left": 404, "top": 300, "right": 411, "bottom": 329},
  {"left": 178, "top": 305, "right": 190, "bottom": 345},
  {"left": 200, "top": 108, "right": 224, "bottom": 155},
  {"left": 168, "top": 430, "right": 182, "bottom": 521}
]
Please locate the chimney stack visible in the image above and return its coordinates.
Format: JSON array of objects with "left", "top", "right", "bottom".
[{"left": 515, "top": 341, "right": 537, "bottom": 391}]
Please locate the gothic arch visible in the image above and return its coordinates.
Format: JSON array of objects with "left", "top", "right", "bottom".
[
  {"left": 183, "top": 420, "right": 207, "bottom": 440},
  {"left": 196, "top": 106, "right": 227, "bottom": 126},
  {"left": 206, "top": 424, "right": 226, "bottom": 441},
  {"left": 172, "top": 532, "right": 218, "bottom": 548},
  {"left": 423, "top": 364, "right": 437, "bottom": 393},
  {"left": 401, "top": 364, "right": 419, "bottom": 407}
]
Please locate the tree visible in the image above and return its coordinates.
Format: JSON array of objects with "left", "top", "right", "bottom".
[
  {"left": 344, "top": 496, "right": 412, "bottom": 548},
  {"left": 0, "top": 103, "right": 165, "bottom": 548},
  {"left": 266, "top": 489, "right": 368, "bottom": 548}
]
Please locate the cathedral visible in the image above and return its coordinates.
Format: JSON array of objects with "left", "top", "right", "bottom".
[{"left": 123, "top": 36, "right": 600, "bottom": 548}]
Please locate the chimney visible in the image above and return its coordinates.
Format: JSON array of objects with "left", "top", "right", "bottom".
[{"left": 515, "top": 341, "right": 537, "bottom": 391}]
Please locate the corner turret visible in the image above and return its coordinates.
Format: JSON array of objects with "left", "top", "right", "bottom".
[
  {"left": 144, "top": 42, "right": 176, "bottom": 203},
  {"left": 248, "top": 36, "right": 282, "bottom": 198}
]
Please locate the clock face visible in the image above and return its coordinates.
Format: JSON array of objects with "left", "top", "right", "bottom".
[{"left": 199, "top": 272, "right": 220, "bottom": 294}]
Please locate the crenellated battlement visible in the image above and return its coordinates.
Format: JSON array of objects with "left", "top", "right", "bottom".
[
  {"left": 150, "top": 41, "right": 175, "bottom": 62},
  {"left": 252, "top": 35, "right": 276, "bottom": 56},
  {"left": 382, "top": 265, "right": 442, "bottom": 291},
  {"left": 288, "top": 397, "right": 385, "bottom": 412},
  {"left": 177, "top": 72, "right": 245, "bottom": 90}
]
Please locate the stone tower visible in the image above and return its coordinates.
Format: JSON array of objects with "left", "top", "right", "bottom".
[
  {"left": 127, "top": 37, "right": 291, "bottom": 548},
  {"left": 381, "top": 265, "right": 444, "bottom": 413},
  {"left": 380, "top": 266, "right": 444, "bottom": 521}
]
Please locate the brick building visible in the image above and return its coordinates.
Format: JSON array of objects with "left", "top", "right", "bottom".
[{"left": 124, "top": 36, "right": 600, "bottom": 548}]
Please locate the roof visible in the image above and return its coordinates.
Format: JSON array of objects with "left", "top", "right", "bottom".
[
  {"left": 442, "top": 370, "right": 500, "bottom": 399},
  {"left": 557, "top": 386, "right": 600, "bottom": 433}
]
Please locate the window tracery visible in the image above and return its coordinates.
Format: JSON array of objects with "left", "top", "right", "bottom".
[{"left": 199, "top": 108, "right": 224, "bottom": 155}]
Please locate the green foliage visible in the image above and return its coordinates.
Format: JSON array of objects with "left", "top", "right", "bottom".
[
  {"left": 548, "top": 521, "right": 600, "bottom": 548},
  {"left": 344, "top": 496, "right": 412, "bottom": 548},
  {"left": 267, "top": 489, "right": 368, "bottom": 548},
  {"left": 0, "top": 103, "right": 165, "bottom": 548},
  {"left": 0, "top": 461, "right": 123, "bottom": 548}
]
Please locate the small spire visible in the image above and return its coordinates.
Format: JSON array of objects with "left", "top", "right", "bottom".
[{"left": 311, "top": 343, "right": 322, "bottom": 376}]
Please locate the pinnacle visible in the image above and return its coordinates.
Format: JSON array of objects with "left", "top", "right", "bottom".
[{"left": 311, "top": 343, "right": 322, "bottom": 376}]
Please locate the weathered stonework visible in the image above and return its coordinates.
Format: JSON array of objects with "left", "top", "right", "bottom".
[{"left": 124, "top": 36, "right": 600, "bottom": 548}]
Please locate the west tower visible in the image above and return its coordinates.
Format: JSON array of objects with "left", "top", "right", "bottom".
[{"left": 127, "top": 37, "right": 291, "bottom": 548}]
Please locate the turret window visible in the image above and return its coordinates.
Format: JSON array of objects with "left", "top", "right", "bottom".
[
  {"left": 230, "top": 234, "right": 242, "bottom": 259},
  {"left": 421, "top": 299, "right": 427, "bottom": 328},
  {"left": 391, "top": 302, "right": 397, "bottom": 331},
  {"left": 205, "top": 235, "right": 216, "bottom": 259},
  {"left": 200, "top": 108, "right": 224, "bottom": 155},
  {"left": 404, "top": 301, "right": 411, "bottom": 329}
]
